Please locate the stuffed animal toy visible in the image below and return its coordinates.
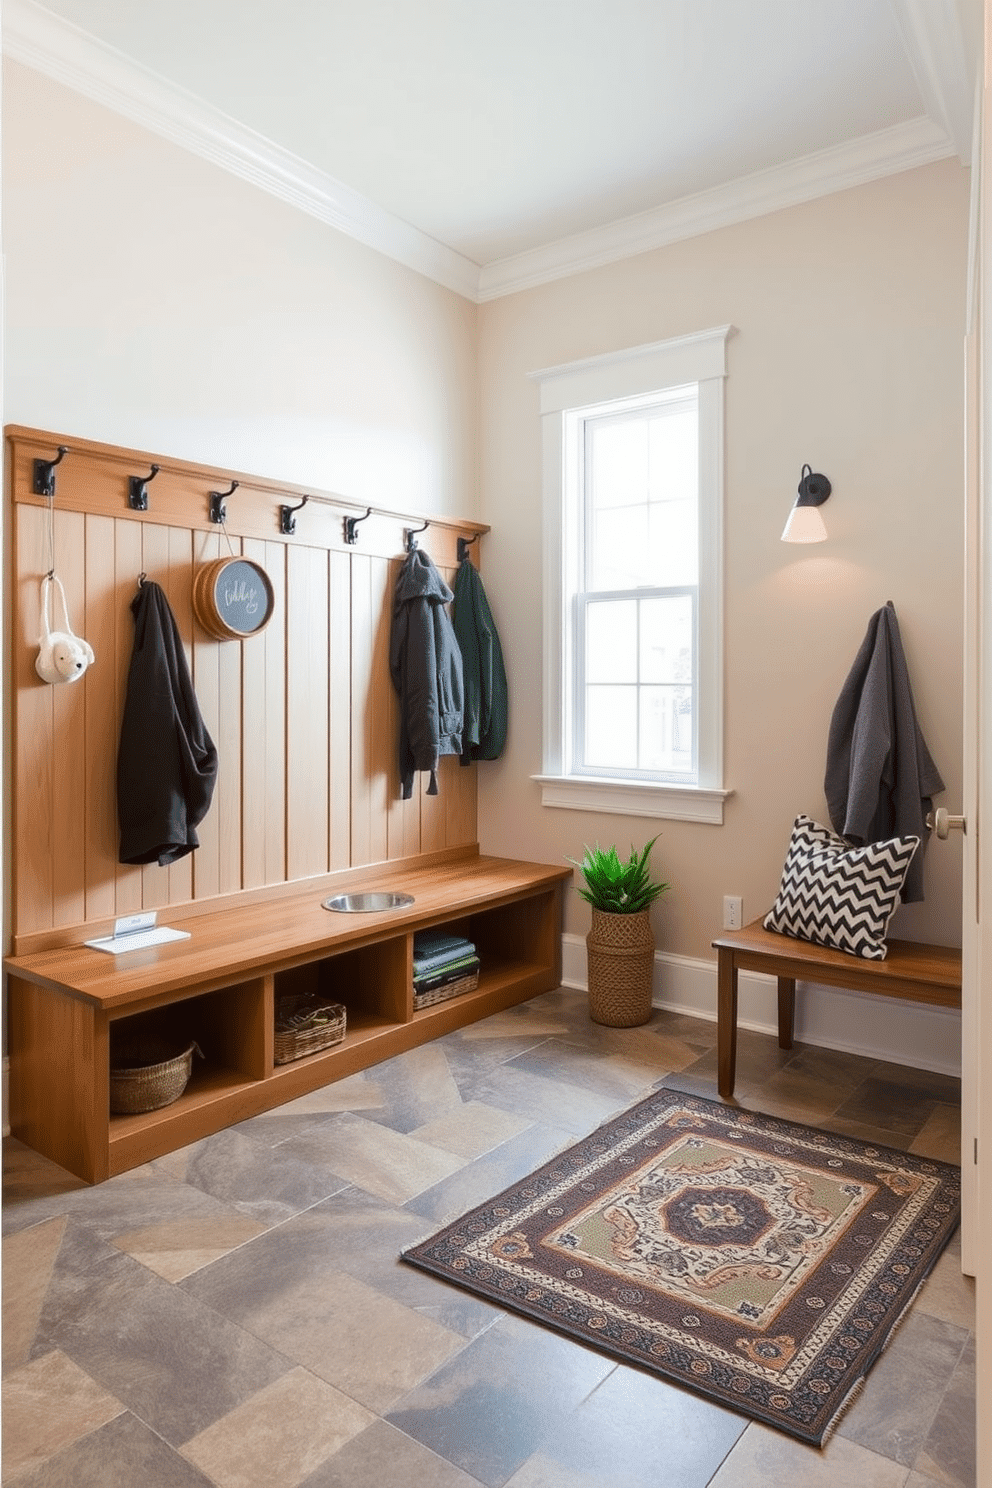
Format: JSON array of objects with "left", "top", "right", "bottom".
[{"left": 36, "top": 574, "right": 95, "bottom": 685}]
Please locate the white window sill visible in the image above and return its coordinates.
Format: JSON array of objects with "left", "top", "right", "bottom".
[{"left": 532, "top": 775, "right": 732, "bottom": 825}]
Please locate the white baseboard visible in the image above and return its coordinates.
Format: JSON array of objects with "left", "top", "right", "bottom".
[{"left": 561, "top": 934, "right": 962, "bottom": 1078}]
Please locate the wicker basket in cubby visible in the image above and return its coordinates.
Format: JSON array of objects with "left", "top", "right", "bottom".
[
  {"left": 413, "top": 970, "right": 480, "bottom": 1011},
  {"left": 274, "top": 993, "right": 346, "bottom": 1065},
  {"left": 109, "top": 1040, "right": 202, "bottom": 1114}
]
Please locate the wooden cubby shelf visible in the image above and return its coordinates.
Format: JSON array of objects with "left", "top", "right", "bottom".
[{"left": 5, "top": 854, "right": 571, "bottom": 1183}]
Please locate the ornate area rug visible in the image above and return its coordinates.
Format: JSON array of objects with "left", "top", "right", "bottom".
[{"left": 402, "top": 1089, "right": 960, "bottom": 1446}]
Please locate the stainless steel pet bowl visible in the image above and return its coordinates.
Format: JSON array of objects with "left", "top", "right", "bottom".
[{"left": 322, "top": 891, "right": 415, "bottom": 913}]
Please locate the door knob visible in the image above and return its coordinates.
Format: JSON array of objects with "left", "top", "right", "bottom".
[{"left": 926, "top": 808, "right": 966, "bottom": 839}]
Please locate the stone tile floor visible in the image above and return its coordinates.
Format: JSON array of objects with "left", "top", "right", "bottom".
[{"left": 2, "top": 989, "right": 974, "bottom": 1487}]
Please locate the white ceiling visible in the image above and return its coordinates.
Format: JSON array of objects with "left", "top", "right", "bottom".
[{"left": 2, "top": 0, "right": 980, "bottom": 300}]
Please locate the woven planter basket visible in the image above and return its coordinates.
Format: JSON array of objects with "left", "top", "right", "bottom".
[{"left": 586, "top": 908, "right": 655, "bottom": 1027}]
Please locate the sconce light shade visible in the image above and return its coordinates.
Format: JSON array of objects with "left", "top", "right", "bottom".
[
  {"left": 781, "top": 503, "right": 828, "bottom": 543},
  {"left": 781, "top": 464, "right": 831, "bottom": 544}
]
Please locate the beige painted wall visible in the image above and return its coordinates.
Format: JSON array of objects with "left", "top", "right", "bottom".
[
  {"left": 477, "top": 160, "right": 970, "bottom": 962},
  {"left": 1, "top": 61, "right": 478, "bottom": 518},
  {"left": 1, "top": 60, "right": 971, "bottom": 970}
]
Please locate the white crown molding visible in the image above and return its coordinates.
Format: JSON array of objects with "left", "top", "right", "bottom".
[
  {"left": 477, "top": 115, "right": 956, "bottom": 302},
  {"left": 888, "top": 0, "right": 978, "bottom": 165},
  {"left": 1, "top": 0, "right": 483, "bottom": 301},
  {"left": 2, "top": 0, "right": 964, "bottom": 306}
]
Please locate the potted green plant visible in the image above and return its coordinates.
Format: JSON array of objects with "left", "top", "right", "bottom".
[{"left": 569, "top": 836, "right": 670, "bottom": 1027}]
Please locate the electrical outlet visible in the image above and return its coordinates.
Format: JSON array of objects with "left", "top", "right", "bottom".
[{"left": 723, "top": 895, "right": 743, "bottom": 930}]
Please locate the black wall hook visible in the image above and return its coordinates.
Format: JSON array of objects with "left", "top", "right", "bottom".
[
  {"left": 209, "top": 479, "right": 240, "bottom": 525},
  {"left": 344, "top": 506, "right": 372, "bottom": 545},
  {"left": 280, "top": 495, "right": 309, "bottom": 535},
  {"left": 457, "top": 533, "right": 480, "bottom": 563},
  {"left": 405, "top": 519, "right": 429, "bottom": 553},
  {"left": 128, "top": 463, "right": 160, "bottom": 511},
  {"left": 33, "top": 446, "right": 69, "bottom": 499}
]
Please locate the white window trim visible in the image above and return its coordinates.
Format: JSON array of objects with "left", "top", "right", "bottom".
[{"left": 530, "top": 325, "right": 734, "bottom": 825}]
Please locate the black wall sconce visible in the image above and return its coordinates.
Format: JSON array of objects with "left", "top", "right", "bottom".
[{"left": 781, "top": 464, "right": 832, "bottom": 543}]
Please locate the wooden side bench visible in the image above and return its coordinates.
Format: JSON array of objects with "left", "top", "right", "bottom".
[{"left": 711, "top": 918, "right": 962, "bottom": 1098}]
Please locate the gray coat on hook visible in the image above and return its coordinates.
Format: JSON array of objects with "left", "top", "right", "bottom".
[
  {"left": 389, "top": 548, "right": 464, "bottom": 798},
  {"left": 824, "top": 601, "right": 944, "bottom": 902}
]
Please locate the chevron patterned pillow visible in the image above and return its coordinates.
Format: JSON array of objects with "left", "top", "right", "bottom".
[{"left": 764, "top": 814, "right": 919, "bottom": 960}]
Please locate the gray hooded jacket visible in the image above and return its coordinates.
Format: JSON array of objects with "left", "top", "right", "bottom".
[
  {"left": 389, "top": 548, "right": 464, "bottom": 798},
  {"left": 824, "top": 602, "right": 944, "bottom": 903}
]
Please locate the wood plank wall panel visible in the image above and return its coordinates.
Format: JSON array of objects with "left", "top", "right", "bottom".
[
  {"left": 328, "top": 549, "right": 351, "bottom": 873},
  {"left": 367, "top": 555, "right": 393, "bottom": 867},
  {"left": 190, "top": 528, "right": 223, "bottom": 902},
  {"left": 83, "top": 515, "right": 120, "bottom": 926},
  {"left": 216, "top": 560, "right": 244, "bottom": 898},
  {"left": 13, "top": 503, "right": 55, "bottom": 935},
  {"left": 421, "top": 763, "right": 448, "bottom": 856},
  {"left": 446, "top": 752, "right": 479, "bottom": 849},
  {"left": 52, "top": 509, "right": 87, "bottom": 928},
  {"left": 349, "top": 552, "right": 376, "bottom": 868},
  {"left": 167, "top": 524, "right": 196, "bottom": 908},
  {"left": 6, "top": 427, "right": 488, "bottom": 950},
  {"left": 263, "top": 539, "right": 288, "bottom": 886},
  {"left": 241, "top": 537, "right": 288, "bottom": 889},
  {"left": 111, "top": 519, "right": 145, "bottom": 918},
  {"left": 286, "top": 543, "right": 330, "bottom": 882}
]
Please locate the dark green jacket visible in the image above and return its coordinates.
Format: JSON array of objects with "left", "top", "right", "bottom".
[{"left": 452, "top": 558, "right": 508, "bottom": 764}]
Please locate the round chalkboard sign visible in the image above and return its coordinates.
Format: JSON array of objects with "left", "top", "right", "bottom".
[{"left": 193, "top": 557, "right": 275, "bottom": 640}]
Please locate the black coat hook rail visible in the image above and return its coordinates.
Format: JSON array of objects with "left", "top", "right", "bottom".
[
  {"left": 209, "top": 480, "right": 240, "bottom": 525},
  {"left": 128, "top": 464, "right": 160, "bottom": 511},
  {"left": 33, "top": 446, "right": 69, "bottom": 499},
  {"left": 344, "top": 506, "right": 373, "bottom": 545},
  {"left": 279, "top": 495, "right": 309, "bottom": 535},
  {"left": 457, "top": 533, "right": 480, "bottom": 563},
  {"left": 405, "top": 519, "right": 429, "bottom": 553}
]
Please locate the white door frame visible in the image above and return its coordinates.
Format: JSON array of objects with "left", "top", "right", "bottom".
[{"left": 971, "top": 7, "right": 991, "bottom": 1476}]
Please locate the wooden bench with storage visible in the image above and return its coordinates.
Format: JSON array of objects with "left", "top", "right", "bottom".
[
  {"left": 711, "top": 917, "right": 962, "bottom": 1098},
  {"left": 4, "top": 853, "right": 571, "bottom": 1184}
]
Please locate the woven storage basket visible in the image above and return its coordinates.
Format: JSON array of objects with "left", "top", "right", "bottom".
[
  {"left": 586, "top": 908, "right": 655, "bottom": 1027},
  {"left": 413, "top": 970, "right": 480, "bottom": 1011},
  {"left": 274, "top": 994, "right": 346, "bottom": 1064},
  {"left": 109, "top": 1040, "right": 202, "bottom": 1114}
]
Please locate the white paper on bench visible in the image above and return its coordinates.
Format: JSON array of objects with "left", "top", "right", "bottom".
[{"left": 85, "top": 926, "right": 191, "bottom": 954}]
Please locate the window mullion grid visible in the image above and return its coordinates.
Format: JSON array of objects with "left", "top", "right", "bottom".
[
  {"left": 635, "top": 593, "right": 643, "bottom": 773},
  {"left": 576, "top": 584, "right": 694, "bottom": 783}
]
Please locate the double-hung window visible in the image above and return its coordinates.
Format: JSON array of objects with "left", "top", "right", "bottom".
[{"left": 532, "top": 326, "right": 731, "bottom": 824}]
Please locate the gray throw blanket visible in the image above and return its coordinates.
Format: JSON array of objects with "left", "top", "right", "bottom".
[{"left": 824, "top": 602, "right": 944, "bottom": 903}]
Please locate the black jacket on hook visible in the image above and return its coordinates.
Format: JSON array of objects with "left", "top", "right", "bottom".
[
  {"left": 117, "top": 580, "right": 218, "bottom": 865},
  {"left": 389, "top": 548, "right": 464, "bottom": 798}
]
